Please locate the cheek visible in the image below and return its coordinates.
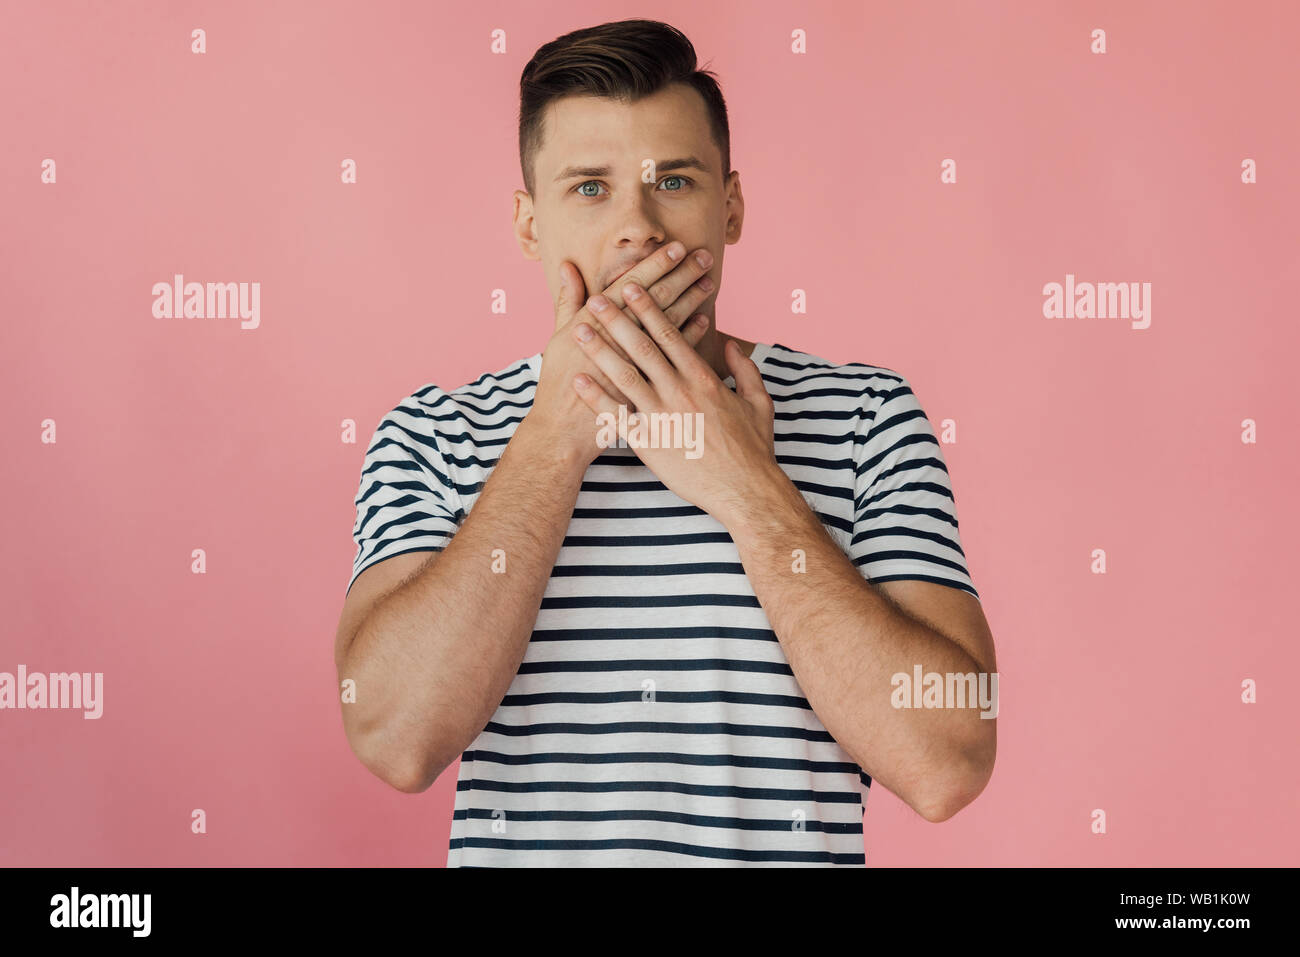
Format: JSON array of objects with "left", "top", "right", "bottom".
[{"left": 547, "top": 254, "right": 597, "bottom": 295}]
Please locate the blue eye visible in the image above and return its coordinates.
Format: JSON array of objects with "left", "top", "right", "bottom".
[{"left": 572, "top": 176, "right": 695, "bottom": 198}]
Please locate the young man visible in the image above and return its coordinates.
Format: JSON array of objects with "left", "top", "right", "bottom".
[{"left": 334, "top": 19, "right": 997, "bottom": 866}]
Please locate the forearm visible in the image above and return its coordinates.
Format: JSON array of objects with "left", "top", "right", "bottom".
[
  {"left": 343, "top": 417, "right": 586, "bottom": 791},
  {"left": 721, "top": 464, "right": 994, "bottom": 820}
]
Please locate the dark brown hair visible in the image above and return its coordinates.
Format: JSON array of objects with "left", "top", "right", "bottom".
[{"left": 518, "top": 19, "right": 731, "bottom": 196}]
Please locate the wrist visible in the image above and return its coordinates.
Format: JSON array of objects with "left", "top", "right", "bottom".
[
  {"left": 714, "top": 458, "right": 798, "bottom": 534},
  {"left": 513, "top": 414, "right": 591, "bottom": 484}
]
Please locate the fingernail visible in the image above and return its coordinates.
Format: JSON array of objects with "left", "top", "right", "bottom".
[
  {"left": 622, "top": 282, "right": 642, "bottom": 301},
  {"left": 575, "top": 323, "right": 594, "bottom": 342},
  {"left": 698, "top": 275, "right": 715, "bottom": 293},
  {"left": 587, "top": 295, "right": 608, "bottom": 313},
  {"left": 573, "top": 373, "right": 590, "bottom": 388},
  {"left": 694, "top": 250, "right": 713, "bottom": 269},
  {"left": 666, "top": 242, "right": 684, "bottom": 261}
]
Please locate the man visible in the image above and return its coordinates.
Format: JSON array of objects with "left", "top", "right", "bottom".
[{"left": 334, "top": 19, "right": 997, "bottom": 866}]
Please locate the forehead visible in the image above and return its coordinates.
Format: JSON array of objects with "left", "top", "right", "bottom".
[{"left": 535, "top": 84, "right": 717, "bottom": 174}]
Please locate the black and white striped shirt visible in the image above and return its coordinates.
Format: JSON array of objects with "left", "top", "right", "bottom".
[{"left": 348, "top": 341, "right": 979, "bottom": 866}]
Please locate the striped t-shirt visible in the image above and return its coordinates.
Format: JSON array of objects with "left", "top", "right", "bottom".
[{"left": 348, "top": 341, "right": 979, "bottom": 866}]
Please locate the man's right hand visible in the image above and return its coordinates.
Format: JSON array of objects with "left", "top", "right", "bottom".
[{"left": 526, "top": 241, "right": 717, "bottom": 468}]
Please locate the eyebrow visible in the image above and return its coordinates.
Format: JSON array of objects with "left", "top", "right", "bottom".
[{"left": 553, "top": 156, "right": 710, "bottom": 183}]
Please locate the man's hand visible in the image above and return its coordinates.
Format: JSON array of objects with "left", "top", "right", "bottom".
[
  {"left": 526, "top": 241, "right": 717, "bottom": 468},
  {"left": 569, "top": 279, "right": 778, "bottom": 524}
]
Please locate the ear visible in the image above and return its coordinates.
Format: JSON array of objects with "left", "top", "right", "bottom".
[
  {"left": 723, "top": 171, "right": 745, "bottom": 245},
  {"left": 513, "top": 189, "right": 540, "bottom": 261}
]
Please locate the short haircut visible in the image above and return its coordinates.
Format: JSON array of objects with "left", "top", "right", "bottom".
[{"left": 518, "top": 18, "right": 731, "bottom": 196}]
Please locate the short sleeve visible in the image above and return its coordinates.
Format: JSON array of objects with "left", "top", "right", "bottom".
[
  {"left": 849, "top": 374, "right": 980, "bottom": 601},
  {"left": 347, "top": 390, "right": 464, "bottom": 597}
]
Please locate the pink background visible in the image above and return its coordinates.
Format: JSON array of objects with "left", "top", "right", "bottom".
[{"left": 2, "top": 0, "right": 1297, "bottom": 866}]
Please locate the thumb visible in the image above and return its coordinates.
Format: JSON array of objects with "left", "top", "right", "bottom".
[
  {"left": 726, "top": 339, "right": 770, "bottom": 410},
  {"left": 555, "top": 262, "right": 585, "bottom": 327}
]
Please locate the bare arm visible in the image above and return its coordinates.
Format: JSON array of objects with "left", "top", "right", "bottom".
[
  {"left": 335, "top": 419, "right": 587, "bottom": 793},
  {"left": 566, "top": 277, "right": 997, "bottom": 822},
  {"left": 718, "top": 471, "right": 996, "bottom": 823},
  {"left": 334, "top": 241, "right": 716, "bottom": 793}
]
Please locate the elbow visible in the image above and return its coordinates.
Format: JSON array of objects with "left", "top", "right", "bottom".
[
  {"left": 388, "top": 768, "right": 436, "bottom": 795},
  {"left": 356, "top": 735, "right": 449, "bottom": 794},
  {"left": 337, "top": 650, "right": 456, "bottom": 794},
  {"left": 917, "top": 791, "right": 971, "bottom": 824},
  {"left": 917, "top": 733, "right": 997, "bottom": 824},
  {"left": 377, "top": 752, "right": 436, "bottom": 794},
  {"left": 343, "top": 713, "right": 453, "bottom": 795}
]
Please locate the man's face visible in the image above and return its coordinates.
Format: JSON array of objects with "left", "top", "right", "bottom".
[{"left": 513, "top": 82, "right": 743, "bottom": 320}]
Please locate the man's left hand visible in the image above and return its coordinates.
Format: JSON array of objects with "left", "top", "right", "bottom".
[{"left": 569, "top": 281, "right": 780, "bottom": 525}]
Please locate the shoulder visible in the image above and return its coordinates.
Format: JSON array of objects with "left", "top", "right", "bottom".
[
  {"left": 371, "top": 353, "right": 538, "bottom": 435},
  {"left": 760, "top": 341, "right": 914, "bottom": 412},
  {"left": 759, "top": 343, "right": 939, "bottom": 462},
  {"left": 761, "top": 341, "right": 907, "bottom": 387}
]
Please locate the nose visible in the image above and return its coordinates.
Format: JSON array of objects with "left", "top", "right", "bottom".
[{"left": 613, "top": 188, "right": 666, "bottom": 250}]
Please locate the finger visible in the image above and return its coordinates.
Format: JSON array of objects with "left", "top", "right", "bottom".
[
  {"left": 589, "top": 287, "right": 678, "bottom": 392},
  {"left": 572, "top": 319, "right": 658, "bottom": 410},
  {"left": 726, "top": 338, "right": 772, "bottom": 411},
  {"left": 643, "top": 248, "right": 714, "bottom": 318},
  {"left": 591, "top": 319, "right": 637, "bottom": 365},
  {"left": 610, "top": 248, "right": 715, "bottom": 332},
  {"left": 679, "top": 313, "right": 710, "bottom": 350},
  {"left": 600, "top": 240, "right": 688, "bottom": 312},
  {"left": 659, "top": 270, "right": 716, "bottom": 330},
  {"left": 555, "top": 261, "right": 585, "bottom": 328},
  {"left": 615, "top": 281, "right": 707, "bottom": 381},
  {"left": 586, "top": 364, "right": 635, "bottom": 410},
  {"left": 558, "top": 261, "right": 637, "bottom": 366},
  {"left": 580, "top": 313, "right": 706, "bottom": 412},
  {"left": 578, "top": 337, "right": 641, "bottom": 408},
  {"left": 570, "top": 371, "right": 620, "bottom": 420}
]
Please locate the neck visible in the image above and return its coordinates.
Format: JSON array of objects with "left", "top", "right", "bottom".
[
  {"left": 697, "top": 327, "right": 729, "bottom": 379},
  {"left": 694, "top": 310, "right": 754, "bottom": 380}
]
